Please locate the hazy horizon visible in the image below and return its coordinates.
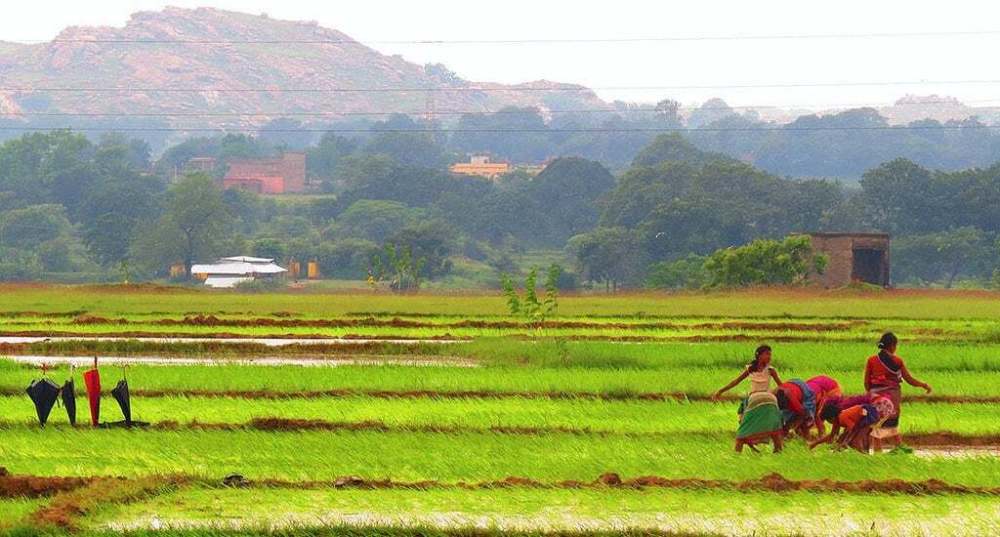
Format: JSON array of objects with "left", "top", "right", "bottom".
[{"left": 3, "top": 1, "right": 1000, "bottom": 111}]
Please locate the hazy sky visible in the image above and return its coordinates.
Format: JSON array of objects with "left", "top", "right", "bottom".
[{"left": 3, "top": 1, "right": 1000, "bottom": 109}]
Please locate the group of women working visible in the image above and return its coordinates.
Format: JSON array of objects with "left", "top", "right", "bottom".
[{"left": 714, "top": 332, "right": 932, "bottom": 453}]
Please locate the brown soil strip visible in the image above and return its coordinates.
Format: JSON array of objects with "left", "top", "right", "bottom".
[
  {"left": 0, "top": 340, "right": 437, "bottom": 358},
  {"left": 5, "top": 355, "right": 476, "bottom": 368},
  {"left": 250, "top": 472, "right": 1000, "bottom": 496},
  {"left": 30, "top": 475, "right": 189, "bottom": 530},
  {"left": 1, "top": 330, "right": 967, "bottom": 344},
  {"left": 0, "top": 311, "right": 87, "bottom": 319},
  {"left": 63, "top": 314, "right": 866, "bottom": 332},
  {"left": 245, "top": 418, "right": 605, "bottom": 436},
  {"left": 5, "top": 470, "right": 999, "bottom": 527},
  {"left": 0, "top": 331, "right": 470, "bottom": 341},
  {"left": 0, "top": 468, "right": 94, "bottom": 499},
  {"left": 198, "top": 420, "right": 1000, "bottom": 448},
  {"left": 1, "top": 386, "right": 997, "bottom": 404},
  {"left": 907, "top": 433, "right": 1000, "bottom": 447},
  {"left": 0, "top": 387, "right": 695, "bottom": 401},
  {"left": 4, "top": 419, "right": 998, "bottom": 450}
]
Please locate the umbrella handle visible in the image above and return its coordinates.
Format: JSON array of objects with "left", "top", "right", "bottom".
[{"left": 93, "top": 356, "right": 98, "bottom": 370}]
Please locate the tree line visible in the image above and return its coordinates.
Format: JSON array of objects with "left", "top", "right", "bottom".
[
  {"left": 1, "top": 127, "right": 999, "bottom": 288},
  {"left": 11, "top": 98, "right": 1000, "bottom": 178}
]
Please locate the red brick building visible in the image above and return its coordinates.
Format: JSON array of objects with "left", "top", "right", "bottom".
[{"left": 222, "top": 152, "right": 307, "bottom": 194}]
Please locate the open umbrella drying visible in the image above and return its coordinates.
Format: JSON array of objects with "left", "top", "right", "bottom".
[{"left": 26, "top": 379, "right": 60, "bottom": 426}]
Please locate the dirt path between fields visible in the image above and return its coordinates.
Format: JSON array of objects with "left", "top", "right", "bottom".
[
  {"left": 45, "top": 313, "right": 874, "bottom": 332},
  {"left": 1, "top": 382, "right": 995, "bottom": 404},
  {"left": 4, "top": 355, "right": 478, "bottom": 368},
  {"left": 3, "top": 418, "right": 999, "bottom": 452},
  {"left": 6, "top": 470, "right": 1000, "bottom": 500},
  {"left": 0, "top": 335, "right": 463, "bottom": 346},
  {"left": 0, "top": 468, "right": 94, "bottom": 499}
]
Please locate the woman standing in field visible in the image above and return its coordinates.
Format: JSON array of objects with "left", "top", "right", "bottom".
[
  {"left": 864, "top": 332, "right": 932, "bottom": 429},
  {"left": 734, "top": 391, "right": 784, "bottom": 453},
  {"left": 713, "top": 345, "right": 782, "bottom": 400},
  {"left": 714, "top": 345, "right": 784, "bottom": 453}
]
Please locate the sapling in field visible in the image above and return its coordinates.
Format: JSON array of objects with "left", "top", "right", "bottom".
[
  {"left": 368, "top": 244, "right": 428, "bottom": 292},
  {"left": 501, "top": 264, "right": 561, "bottom": 322}
]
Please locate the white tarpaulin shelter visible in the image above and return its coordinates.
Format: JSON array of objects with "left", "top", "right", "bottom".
[{"left": 191, "top": 257, "right": 287, "bottom": 288}]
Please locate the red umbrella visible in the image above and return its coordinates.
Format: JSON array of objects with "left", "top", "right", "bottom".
[{"left": 83, "top": 357, "right": 101, "bottom": 427}]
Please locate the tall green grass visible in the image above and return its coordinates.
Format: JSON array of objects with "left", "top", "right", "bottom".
[
  {"left": 0, "top": 397, "right": 992, "bottom": 436},
  {"left": 2, "top": 359, "right": 997, "bottom": 398},
  {"left": 81, "top": 486, "right": 1000, "bottom": 536},
  {"left": 2, "top": 428, "right": 1000, "bottom": 485},
  {"left": 4, "top": 285, "right": 1000, "bottom": 319}
]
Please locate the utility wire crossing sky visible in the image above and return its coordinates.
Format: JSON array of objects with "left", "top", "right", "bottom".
[{"left": 3, "top": 0, "right": 1000, "bottom": 108}]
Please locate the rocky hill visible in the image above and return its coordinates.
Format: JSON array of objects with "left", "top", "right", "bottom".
[{"left": 0, "top": 7, "right": 608, "bottom": 131}]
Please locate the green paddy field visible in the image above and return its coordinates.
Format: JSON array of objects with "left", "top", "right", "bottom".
[{"left": 1, "top": 284, "right": 999, "bottom": 536}]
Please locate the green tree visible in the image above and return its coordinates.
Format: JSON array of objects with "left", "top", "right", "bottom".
[
  {"left": 316, "top": 238, "right": 380, "bottom": 279},
  {"left": 860, "top": 159, "right": 938, "bottom": 235},
  {"left": 0, "top": 204, "right": 72, "bottom": 250},
  {"left": 645, "top": 254, "right": 708, "bottom": 289},
  {"left": 364, "top": 132, "right": 447, "bottom": 169},
  {"left": 631, "top": 133, "right": 735, "bottom": 168},
  {"left": 332, "top": 200, "right": 422, "bottom": 243},
  {"left": 306, "top": 133, "right": 358, "bottom": 184},
  {"left": 251, "top": 238, "right": 288, "bottom": 262},
  {"left": 567, "top": 227, "right": 644, "bottom": 292},
  {"left": 529, "top": 157, "right": 616, "bottom": 244},
  {"left": 703, "top": 235, "right": 827, "bottom": 288},
  {"left": 79, "top": 174, "right": 162, "bottom": 266},
  {"left": 336, "top": 155, "right": 449, "bottom": 208},
  {"left": 892, "top": 227, "right": 995, "bottom": 287},
  {"left": 385, "top": 218, "right": 458, "bottom": 280},
  {"left": 0, "top": 131, "right": 96, "bottom": 211},
  {"left": 130, "top": 174, "right": 235, "bottom": 277}
]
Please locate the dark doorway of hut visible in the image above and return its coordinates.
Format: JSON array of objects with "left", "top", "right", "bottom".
[{"left": 852, "top": 248, "right": 889, "bottom": 286}]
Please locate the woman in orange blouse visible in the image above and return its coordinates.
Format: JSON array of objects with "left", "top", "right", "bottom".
[{"left": 864, "top": 332, "right": 931, "bottom": 428}]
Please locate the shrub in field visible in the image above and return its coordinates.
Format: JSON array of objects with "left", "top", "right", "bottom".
[
  {"left": 501, "top": 264, "right": 561, "bottom": 321},
  {"left": 703, "top": 235, "right": 827, "bottom": 288},
  {"left": 369, "top": 244, "right": 427, "bottom": 291},
  {"left": 234, "top": 278, "right": 285, "bottom": 293},
  {"left": 645, "top": 254, "right": 708, "bottom": 289}
]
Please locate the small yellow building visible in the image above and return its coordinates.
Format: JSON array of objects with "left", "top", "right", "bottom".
[{"left": 449, "top": 156, "right": 511, "bottom": 179}]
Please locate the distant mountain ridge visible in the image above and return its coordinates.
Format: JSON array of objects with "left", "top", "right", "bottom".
[{"left": 0, "top": 7, "right": 609, "bottom": 129}]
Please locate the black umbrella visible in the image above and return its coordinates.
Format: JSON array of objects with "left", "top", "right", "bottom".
[
  {"left": 111, "top": 379, "right": 132, "bottom": 425},
  {"left": 62, "top": 378, "right": 77, "bottom": 426},
  {"left": 26, "top": 379, "right": 60, "bottom": 426}
]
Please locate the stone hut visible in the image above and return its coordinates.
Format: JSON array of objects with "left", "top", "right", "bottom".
[{"left": 808, "top": 233, "right": 891, "bottom": 288}]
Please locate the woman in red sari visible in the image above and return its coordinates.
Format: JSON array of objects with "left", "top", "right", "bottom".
[{"left": 864, "top": 332, "right": 932, "bottom": 428}]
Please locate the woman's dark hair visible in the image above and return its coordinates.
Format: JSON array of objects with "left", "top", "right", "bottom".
[
  {"left": 877, "top": 332, "right": 898, "bottom": 351},
  {"left": 747, "top": 345, "right": 772, "bottom": 372},
  {"left": 820, "top": 402, "right": 841, "bottom": 422},
  {"left": 775, "top": 388, "right": 789, "bottom": 409}
]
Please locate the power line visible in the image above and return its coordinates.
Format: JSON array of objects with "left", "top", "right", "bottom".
[
  {"left": 16, "top": 28, "right": 1000, "bottom": 46},
  {"left": 0, "top": 125, "right": 995, "bottom": 134},
  {"left": 0, "top": 98, "right": 996, "bottom": 119},
  {"left": 6, "top": 79, "right": 1000, "bottom": 94}
]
